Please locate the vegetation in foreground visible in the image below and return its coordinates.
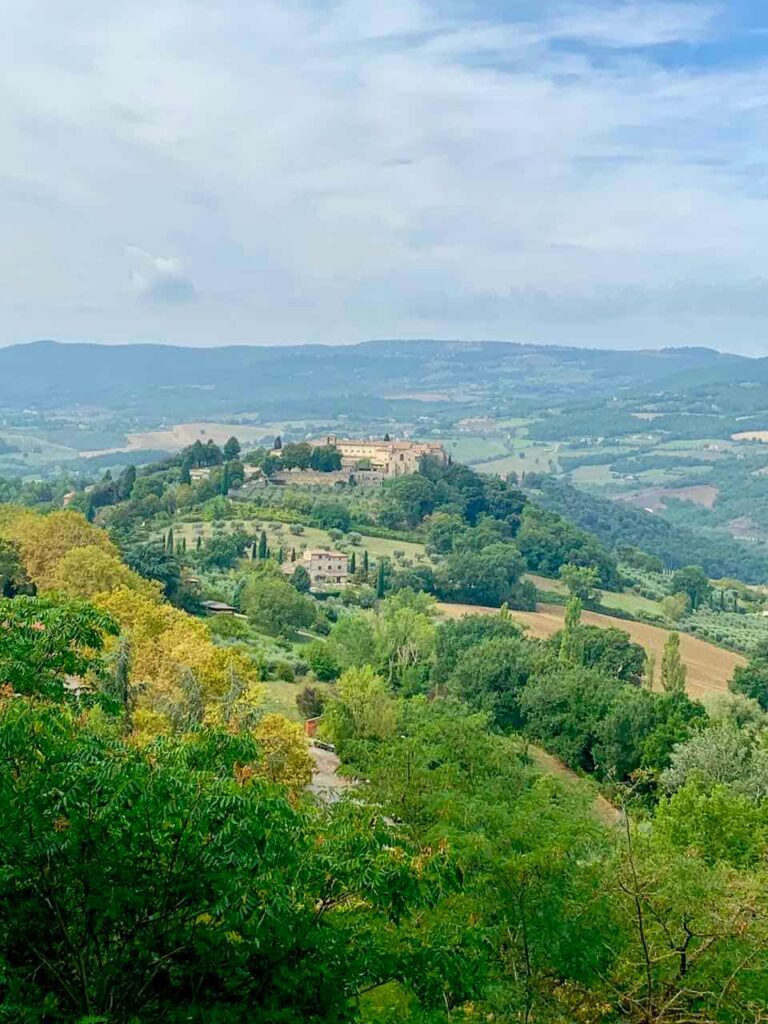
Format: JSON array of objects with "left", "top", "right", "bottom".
[{"left": 3, "top": 444, "right": 768, "bottom": 1021}]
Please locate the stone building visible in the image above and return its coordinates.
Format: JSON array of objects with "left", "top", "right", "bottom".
[
  {"left": 315, "top": 436, "right": 447, "bottom": 477},
  {"left": 284, "top": 549, "right": 349, "bottom": 588}
]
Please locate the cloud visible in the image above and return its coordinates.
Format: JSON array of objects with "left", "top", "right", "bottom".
[
  {"left": 127, "top": 248, "right": 197, "bottom": 305},
  {"left": 0, "top": 0, "right": 767, "bottom": 351}
]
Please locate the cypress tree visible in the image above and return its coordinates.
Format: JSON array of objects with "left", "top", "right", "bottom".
[
  {"left": 349, "top": 551, "right": 356, "bottom": 574},
  {"left": 376, "top": 560, "right": 386, "bottom": 599},
  {"left": 291, "top": 548, "right": 297, "bottom": 562},
  {"left": 277, "top": 547, "right": 284, "bottom": 564},
  {"left": 220, "top": 464, "right": 230, "bottom": 496},
  {"left": 661, "top": 632, "right": 687, "bottom": 693},
  {"left": 258, "top": 530, "right": 268, "bottom": 559},
  {"left": 558, "top": 597, "right": 584, "bottom": 667},
  {"left": 196, "top": 534, "right": 202, "bottom": 551},
  {"left": 166, "top": 527, "right": 174, "bottom": 555},
  {"left": 363, "top": 549, "right": 369, "bottom": 574}
]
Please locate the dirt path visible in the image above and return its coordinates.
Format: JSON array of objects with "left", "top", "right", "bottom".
[
  {"left": 526, "top": 744, "right": 621, "bottom": 827},
  {"left": 436, "top": 601, "right": 744, "bottom": 701},
  {"left": 308, "top": 745, "right": 353, "bottom": 802}
]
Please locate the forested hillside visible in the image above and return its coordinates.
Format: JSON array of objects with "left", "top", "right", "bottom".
[
  {"left": 3, "top": 443, "right": 768, "bottom": 1021},
  {"left": 530, "top": 476, "right": 768, "bottom": 583}
]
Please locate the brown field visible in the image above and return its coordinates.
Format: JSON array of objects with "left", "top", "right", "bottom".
[
  {"left": 618, "top": 484, "right": 718, "bottom": 512},
  {"left": 80, "top": 422, "right": 270, "bottom": 457},
  {"left": 733, "top": 430, "right": 768, "bottom": 443},
  {"left": 436, "top": 601, "right": 744, "bottom": 700}
]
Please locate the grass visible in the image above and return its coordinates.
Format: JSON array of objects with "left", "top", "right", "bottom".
[
  {"left": 526, "top": 572, "right": 664, "bottom": 617},
  {"left": 474, "top": 446, "right": 558, "bottom": 476},
  {"left": 167, "top": 517, "right": 428, "bottom": 564},
  {"left": 261, "top": 678, "right": 334, "bottom": 721}
]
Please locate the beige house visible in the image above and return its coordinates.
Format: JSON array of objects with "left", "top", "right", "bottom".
[
  {"left": 315, "top": 435, "right": 447, "bottom": 477},
  {"left": 285, "top": 549, "right": 349, "bottom": 588}
]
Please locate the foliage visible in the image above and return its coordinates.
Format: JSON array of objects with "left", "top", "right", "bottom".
[
  {"left": 0, "top": 699, "right": 447, "bottom": 1023},
  {"left": 252, "top": 713, "right": 314, "bottom": 790},
  {"left": 660, "top": 631, "right": 687, "bottom": 693},
  {"left": 240, "top": 569, "right": 316, "bottom": 637},
  {"left": 0, "top": 594, "right": 118, "bottom": 699}
]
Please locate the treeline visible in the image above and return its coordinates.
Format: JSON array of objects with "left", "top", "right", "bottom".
[{"left": 531, "top": 477, "right": 768, "bottom": 583}]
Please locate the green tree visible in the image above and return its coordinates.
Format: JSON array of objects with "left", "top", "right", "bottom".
[
  {"left": 661, "top": 631, "right": 687, "bottom": 693},
  {"left": 731, "top": 654, "right": 768, "bottom": 711},
  {"left": 240, "top": 572, "right": 315, "bottom": 636},
  {"left": 671, "top": 565, "right": 712, "bottom": 611},
  {"left": 448, "top": 634, "right": 534, "bottom": 729},
  {"left": 306, "top": 641, "right": 339, "bottom": 682},
  {"left": 0, "top": 594, "right": 118, "bottom": 699},
  {"left": 165, "top": 526, "right": 174, "bottom": 554},
  {"left": 291, "top": 564, "right": 311, "bottom": 593},
  {"left": 558, "top": 596, "right": 584, "bottom": 667},
  {"left": 376, "top": 558, "right": 386, "bottom": 599},
  {"left": 257, "top": 529, "right": 268, "bottom": 559},
  {"left": 223, "top": 435, "right": 241, "bottom": 461},
  {"left": 559, "top": 562, "right": 600, "bottom": 603},
  {"left": 0, "top": 699, "right": 447, "bottom": 1022}
]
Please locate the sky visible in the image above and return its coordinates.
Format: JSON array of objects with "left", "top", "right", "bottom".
[{"left": 2, "top": 0, "right": 768, "bottom": 353}]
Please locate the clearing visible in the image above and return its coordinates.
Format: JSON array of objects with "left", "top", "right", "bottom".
[
  {"left": 436, "top": 601, "right": 745, "bottom": 700},
  {"left": 618, "top": 484, "right": 719, "bottom": 512}
]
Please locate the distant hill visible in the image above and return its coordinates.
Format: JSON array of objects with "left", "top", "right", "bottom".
[{"left": 0, "top": 339, "right": 754, "bottom": 420}]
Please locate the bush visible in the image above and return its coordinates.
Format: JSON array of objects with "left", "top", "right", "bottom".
[
  {"left": 273, "top": 660, "right": 296, "bottom": 682},
  {"left": 289, "top": 523, "right": 305, "bottom": 535},
  {"left": 296, "top": 686, "right": 326, "bottom": 719}
]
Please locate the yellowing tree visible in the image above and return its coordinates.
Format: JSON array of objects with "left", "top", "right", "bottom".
[
  {"left": 253, "top": 713, "right": 313, "bottom": 790},
  {"left": 95, "top": 586, "right": 262, "bottom": 727},
  {"left": 3, "top": 510, "right": 117, "bottom": 590},
  {"left": 51, "top": 546, "right": 162, "bottom": 602}
]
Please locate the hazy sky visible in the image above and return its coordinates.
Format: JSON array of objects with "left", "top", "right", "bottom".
[{"left": 2, "top": 0, "right": 768, "bottom": 352}]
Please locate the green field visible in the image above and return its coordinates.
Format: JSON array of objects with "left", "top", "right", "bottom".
[{"left": 168, "top": 517, "right": 428, "bottom": 564}]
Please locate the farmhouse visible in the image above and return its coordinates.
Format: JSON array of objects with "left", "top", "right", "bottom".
[
  {"left": 285, "top": 549, "right": 349, "bottom": 588},
  {"left": 314, "top": 435, "right": 447, "bottom": 476}
]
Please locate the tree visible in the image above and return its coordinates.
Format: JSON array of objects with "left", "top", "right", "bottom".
[
  {"left": 0, "top": 700, "right": 443, "bottom": 1022},
  {"left": 559, "top": 563, "right": 600, "bottom": 603},
  {"left": 311, "top": 498, "right": 350, "bottom": 531},
  {"left": 558, "top": 596, "right": 584, "bottom": 667},
  {"left": 0, "top": 537, "right": 29, "bottom": 597},
  {"left": 306, "top": 641, "right": 339, "bottom": 681},
  {"left": 349, "top": 551, "right": 356, "bottom": 574},
  {"left": 223, "top": 435, "right": 241, "bottom": 461},
  {"left": 436, "top": 542, "right": 535, "bottom": 609},
  {"left": 291, "top": 564, "right": 312, "bottom": 593},
  {"left": 166, "top": 526, "right": 175, "bottom": 554},
  {"left": 327, "top": 612, "right": 378, "bottom": 670},
  {"left": 661, "top": 591, "right": 691, "bottom": 622},
  {"left": 376, "top": 558, "right": 386, "bottom": 599},
  {"left": 731, "top": 654, "right": 768, "bottom": 710},
  {"left": 309, "top": 444, "right": 341, "bottom": 472},
  {"left": 273, "top": 434, "right": 282, "bottom": 450},
  {"left": 661, "top": 631, "right": 687, "bottom": 693},
  {"left": 448, "top": 635, "right": 534, "bottom": 729},
  {"left": 50, "top": 545, "right": 162, "bottom": 601},
  {"left": 323, "top": 666, "right": 398, "bottom": 746},
  {"left": 432, "top": 612, "right": 524, "bottom": 686},
  {"left": 550, "top": 623, "right": 646, "bottom": 685},
  {"left": 660, "top": 721, "right": 768, "bottom": 799},
  {"left": 520, "top": 666, "right": 625, "bottom": 773},
  {"left": 362, "top": 549, "right": 369, "bottom": 574},
  {"left": 252, "top": 713, "right": 314, "bottom": 790},
  {"left": 296, "top": 685, "right": 325, "bottom": 719},
  {"left": 0, "top": 594, "right": 118, "bottom": 698},
  {"left": 257, "top": 529, "right": 268, "bottom": 559},
  {"left": 240, "top": 573, "right": 315, "bottom": 636},
  {"left": 1, "top": 509, "right": 118, "bottom": 590},
  {"left": 671, "top": 565, "right": 712, "bottom": 611}
]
